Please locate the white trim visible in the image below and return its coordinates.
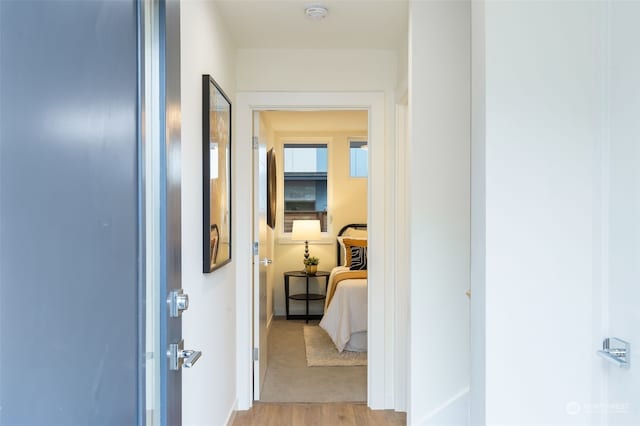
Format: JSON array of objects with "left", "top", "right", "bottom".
[
  {"left": 224, "top": 398, "right": 238, "bottom": 426},
  {"left": 235, "top": 91, "right": 389, "bottom": 410},
  {"left": 395, "top": 78, "right": 408, "bottom": 105},
  {"left": 470, "top": 2, "right": 486, "bottom": 424},
  {"left": 394, "top": 92, "right": 409, "bottom": 413},
  {"left": 596, "top": 2, "right": 611, "bottom": 418},
  {"left": 266, "top": 313, "right": 274, "bottom": 332},
  {"left": 415, "top": 387, "right": 470, "bottom": 425}
]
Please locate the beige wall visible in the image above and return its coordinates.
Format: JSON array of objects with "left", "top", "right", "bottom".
[{"left": 267, "top": 129, "right": 368, "bottom": 315}]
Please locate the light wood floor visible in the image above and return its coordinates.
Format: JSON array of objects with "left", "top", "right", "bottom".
[{"left": 232, "top": 402, "right": 406, "bottom": 426}]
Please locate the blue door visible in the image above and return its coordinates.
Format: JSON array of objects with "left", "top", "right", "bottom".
[
  {"left": 158, "top": 1, "right": 187, "bottom": 425},
  {"left": 0, "top": 1, "right": 183, "bottom": 424}
]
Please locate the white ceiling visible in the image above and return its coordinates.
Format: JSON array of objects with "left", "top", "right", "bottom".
[
  {"left": 214, "top": 0, "right": 408, "bottom": 50},
  {"left": 261, "top": 110, "right": 368, "bottom": 132}
]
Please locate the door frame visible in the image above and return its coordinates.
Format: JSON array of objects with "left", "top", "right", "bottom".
[
  {"left": 235, "top": 91, "right": 390, "bottom": 410},
  {"left": 251, "top": 112, "right": 269, "bottom": 400},
  {"left": 145, "top": 0, "right": 183, "bottom": 424}
]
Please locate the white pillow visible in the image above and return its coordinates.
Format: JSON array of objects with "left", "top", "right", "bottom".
[{"left": 343, "top": 228, "right": 368, "bottom": 238}]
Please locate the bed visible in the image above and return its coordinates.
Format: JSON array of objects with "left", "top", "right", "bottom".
[{"left": 319, "top": 224, "right": 368, "bottom": 352}]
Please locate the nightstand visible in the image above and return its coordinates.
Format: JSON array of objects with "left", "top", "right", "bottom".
[{"left": 284, "top": 270, "right": 330, "bottom": 323}]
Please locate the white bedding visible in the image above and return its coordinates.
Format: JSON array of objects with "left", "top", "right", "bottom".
[{"left": 319, "top": 266, "right": 368, "bottom": 352}]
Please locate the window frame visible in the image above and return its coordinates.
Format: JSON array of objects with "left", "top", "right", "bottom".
[
  {"left": 348, "top": 136, "right": 369, "bottom": 179},
  {"left": 278, "top": 137, "right": 333, "bottom": 240}
]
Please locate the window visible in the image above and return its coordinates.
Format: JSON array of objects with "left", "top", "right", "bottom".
[
  {"left": 350, "top": 140, "right": 368, "bottom": 178},
  {"left": 283, "top": 143, "right": 328, "bottom": 232}
]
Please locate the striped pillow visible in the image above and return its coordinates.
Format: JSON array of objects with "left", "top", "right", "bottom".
[
  {"left": 349, "top": 246, "right": 367, "bottom": 270},
  {"left": 342, "top": 237, "right": 367, "bottom": 267}
]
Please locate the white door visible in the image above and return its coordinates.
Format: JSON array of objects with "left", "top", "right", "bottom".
[
  {"left": 604, "top": 2, "right": 640, "bottom": 422},
  {"left": 252, "top": 112, "right": 269, "bottom": 399},
  {"left": 604, "top": 118, "right": 640, "bottom": 423}
]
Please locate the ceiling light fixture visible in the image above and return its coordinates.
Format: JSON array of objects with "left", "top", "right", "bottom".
[{"left": 305, "top": 5, "right": 328, "bottom": 21}]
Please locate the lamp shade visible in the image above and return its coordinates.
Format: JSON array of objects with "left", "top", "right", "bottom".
[{"left": 291, "top": 220, "right": 321, "bottom": 241}]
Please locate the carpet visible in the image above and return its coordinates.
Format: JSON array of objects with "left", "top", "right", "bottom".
[
  {"left": 260, "top": 319, "right": 366, "bottom": 403},
  {"left": 303, "top": 326, "right": 367, "bottom": 367}
]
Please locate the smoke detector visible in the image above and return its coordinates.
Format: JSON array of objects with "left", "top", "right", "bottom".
[{"left": 305, "top": 5, "right": 328, "bottom": 21}]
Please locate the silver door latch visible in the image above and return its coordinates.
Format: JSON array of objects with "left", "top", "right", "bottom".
[
  {"left": 597, "top": 337, "right": 630, "bottom": 369},
  {"left": 167, "top": 289, "right": 189, "bottom": 318},
  {"left": 167, "top": 339, "right": 202, "bottom": 370}
]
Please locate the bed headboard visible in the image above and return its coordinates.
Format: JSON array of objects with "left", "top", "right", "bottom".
[{"left": 336, "top": 223, "right": 368, "bottom": 266}]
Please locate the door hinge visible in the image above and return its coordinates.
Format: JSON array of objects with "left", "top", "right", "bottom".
[
  {"left": 253, "top": 347, "right": 259, "bottom": 361},
  {"left": 252, "top": 136, "right": 259, "bottom": 150},
  {"left": 253, "top": 241, "right": 259, "bottom": 255}
]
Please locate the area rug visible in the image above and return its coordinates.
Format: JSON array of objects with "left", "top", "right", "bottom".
[{"left": 303, "top": 326, "right": 367, "bottom": 367}]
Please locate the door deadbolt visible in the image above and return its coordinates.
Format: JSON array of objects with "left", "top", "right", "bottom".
[{"left": 167, "top": 289, "right": 189, "bottom": 318}]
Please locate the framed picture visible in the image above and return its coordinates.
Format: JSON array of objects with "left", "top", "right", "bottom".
[
  {"left": 209, "top": 224, "right": 219, "bottom": 270},
  {"left": 266, "top": 148, "right": 277, "bottom": 229},
  {"left": 202, "top": 74, "right": 232, "bottom": 273}
]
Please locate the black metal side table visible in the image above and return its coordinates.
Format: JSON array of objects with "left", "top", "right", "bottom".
[{"left": 284, "top": 270, "right": 330, "bottom": 323}]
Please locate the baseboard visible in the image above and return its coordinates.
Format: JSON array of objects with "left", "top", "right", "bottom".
[
  {"left": 267, "top": 313, "right": 274, "bottom": 332},
  {"left": 225, "top": 397, "right": 239, "bottom": 426},
  {"left": 415, "top": 387, "right": 469, "bottom": 426}
]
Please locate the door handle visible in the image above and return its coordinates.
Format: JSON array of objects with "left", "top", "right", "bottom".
[
  {"left": 259, "top": 258, "right": 273, "bottom": 266},
  {"left": 181, "top": 350, "right": 202, "bottom": 368},
  {"left": 597, "top": 337, "right": 630, "bottom": 369},
  {"left": 167, "top": 340, "right": 202, "bottom": 370}
]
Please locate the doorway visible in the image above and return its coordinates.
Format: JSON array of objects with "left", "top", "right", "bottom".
[
  {"left": 253, "top": 110, "right": 370, "bottom": 403},
  {"left": 234, "top": 91, "right": 391, "bottom": 410}
]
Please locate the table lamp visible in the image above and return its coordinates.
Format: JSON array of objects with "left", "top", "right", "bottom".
[{"left": 291, "top": 219, "right": 321, "bottom": 261}]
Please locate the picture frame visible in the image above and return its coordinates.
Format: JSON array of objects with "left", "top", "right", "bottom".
[
  {"left": 209, "top": 224, "right": 219, "bottom": 270},
  {"left": 266, "top": 147, "right": 277, "bottom": 229},
  {"left": 202, "top": 74, "right": 232, "bottom": 273}
]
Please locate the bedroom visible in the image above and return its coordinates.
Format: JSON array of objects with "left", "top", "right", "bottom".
[{"left": 254, "top": 109, "right": 370, "bottom": 403}]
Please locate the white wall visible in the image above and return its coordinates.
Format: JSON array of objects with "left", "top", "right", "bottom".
[
  {"left": 397, "top": 32, "right": 408, "bottom": 92},
  {"left": 476, "top": 1, "right": 607, "bottom": 424},
  {"left": 470, "top": 0, "right": 486, "bottom": 422},
  {"left": 236, "top": 49, "right": 399, "bottom": 409},
  {"left": 606, "top": 2, "right": 640, "bottom": 424},
  {"left": 237, "top": 49, "right": 397, "bottom": 93},
  {"left": 408, "top": 2, "right": 471, "bottom": 424},
  {"left": 394, "top": 23, "right": 410, "bottom": 414},
  {"left": 180, "top": 1, "right": 237, "bottom": 425}
]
